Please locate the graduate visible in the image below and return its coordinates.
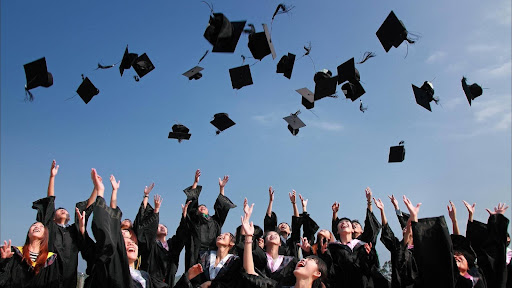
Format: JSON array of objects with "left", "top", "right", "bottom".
[
  {"left": 0, "top": 221, "right": 63, "bottom": 288},
  {"left": 31, "top": 160, "right": 95, "bottom": 288},
  {"left": 240, "top": 199, "right": 328, "bottom": 288},
  {"left": 264, "top": 187, "right": 302, "bottom": 257},
  {"left": 182, "top": 169, "right": 236, "bottom": 270}
]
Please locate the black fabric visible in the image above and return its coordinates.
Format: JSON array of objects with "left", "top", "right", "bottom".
[
  {"left": 252, "top": 247, "right": 297, "bottom": 287},
  {"left": 240, "top": 272, "right": 278, "bottom": 288},
  {"left": 467, "top": 214, "right": 510, "bottom": 288},
  {"left": 0, "top": 246, "right": 60, "bottom": 288},
  {"left": 182, "top": 185, "right": 236, "bottom": 270},
  {"left": 263, "top": 211, "right": 302, "bottom": 257},
  {"left": 32, "top": 196, "right": 91, "bottom": 288},
  {"left": 194, "top": 253, "right": 243, "bottom": 288}
]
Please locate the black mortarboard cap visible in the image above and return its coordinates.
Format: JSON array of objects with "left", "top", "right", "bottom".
[
  {"left": 24, "top": 57, "right": 53, "bottom": 90},
  {"left": 276, "top": 53, "right": 296, "bottom": 79},
  {"left": 388, "top": 141, "right": 405, "bottom": 163},
  {"left": 168, "top": 124, "right": 191, "bottom": 141},
  {"left": 120, "top": 46, "right": 138, "bottom": 76},
  {"left": 342, "top": 81, "right": 366, "bottom": 101},
  {"left": 337, "top": 58, "right": 360, "bottom": 84},
  {"left": 76, "top": 77, "right": 99, "bottom": 104},
  {"left": 211, "top": 113, "right": 236, "bottom": 133},
  {"left": 229, "top": 65, "right": 253, "bottom": 90},
  {"left": 183, "top": 66, "right": 204, "bottom": 80},
  {"left": 248, "top": 24, "right": 277, "bottom": 61},
  {"left": 283, "top": 112, "right": 306, "bottom": 136},
  {"left": 314, "top": 70, "right": 338, "bottom": 100},
  {"left": 132, "top": 53, "right": 155, "bottom": 78},
  {"left": 451, "top": 235, "right": 477, "bottom": 268},
  {"left": 461, "top": 77, "right": 483, "bottom": 106},
  {"left": 412, "top": 81, "right": 435, "bottom": 111},
  {"left": 296, "top": 88, "right": 315, "bottom": 109},
  {"left": 204, "top": 13, "right": 246, "bottom": 53},
  {"left": 376, "top": 11, "right": 409, "bottom": 52}
]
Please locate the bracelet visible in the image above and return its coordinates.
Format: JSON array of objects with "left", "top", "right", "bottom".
[
  {"left": 291, "top": 202, "right": 296, "bottom": 204},
  {"left": 367, "top": 200, "right": 372, "bottom": 205},
  {"left": 245, "top": 239, "right": 253, "bottom": 244},
  {"left": 144, "top": 195, "right": 149, "bottom": 198}
]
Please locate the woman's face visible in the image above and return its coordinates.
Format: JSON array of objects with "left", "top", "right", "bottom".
[
  {"left": 216, "top": 232, "right": 233, "bottom": 247},
  {"left": 294, "top": 257, "right": 321, "bottom": 280},
  {"left": 29, "top": 222, "right": 45, "bottom": 240},
  {"left": 265, "top": 231, "right": 281, "bottom": 246},
  {"left": 124, "top": 237, "right": 139, "bottom": 263}
]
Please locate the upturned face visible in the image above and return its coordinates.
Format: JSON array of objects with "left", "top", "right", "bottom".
[
  {"left": 278, "top": 223, "right": 290, "bottom": 235},
  {"left": 294, "top": 258, "right": 321, "bottom": 280},
  {"left": 198, "top": 205, "right": 209, "bottom": 215},
  {"left": 317, "top": 230, "right": 332, "bottom": 244},
  {"left": 124, "top": 237, "right": 139, "bottom": 263},
  {"left": 157, "top": 224, "right": 168, "bottom": 236},
  {"left": 54, "top": 208, "right": 69, "bottom": 223},
  {"left": 352, "top": 222, "right": 363, "bottom": 234},
  {"left": 29, "top": 222, "right": 45, "bottom": 240},
  {"left": 337, "top": 219, "right": 353, "bottom": 235},
  {"left": 454, "top": 252, "right": 468, "bottom": 274},
  {"left": 265, "top": 231, "right": 281, "bottom": 246},
  {"left": 216, "top": 232, "right": 233, "bottom": 247}
]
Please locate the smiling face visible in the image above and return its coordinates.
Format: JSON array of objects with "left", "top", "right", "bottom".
[
  {"left": 352, "top": 221, "right": 363, "bottom": 236},
  {"left": 198, "top": 205, "right": 209, "bottom": 215},
  {"left": 265, "top": 231, "right": 281, "bottom": 247},
  {"left": 29, "top": 222, "right": 45, "bottom": 241},
  {"left": 124, "top": 237, "right": 139, "bottom": 264},
  {"left": 157, "top": 224, "right": 168, "bottom": 237},
  {"left": 294, "top": 257, "right": 322, "bottom": 281},
  {"left": 54, "top": 208, "right": 70, "bottom": 224},
  {"left": 216, "top": 232, "right": 234, "bottom": 248},
  {"left": 278, "top": 222, "right": 290, "bottom": 236},
  {"left": 337, "top": 219, "right": 354, "bottom": 236}
]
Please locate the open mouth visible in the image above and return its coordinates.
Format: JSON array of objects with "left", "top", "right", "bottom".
[
  {"left": 297, "top": 260, "right": 306, "bottom": 268},
  {"left": 127, "top": 247, "right": 136, "bottom": 252}
]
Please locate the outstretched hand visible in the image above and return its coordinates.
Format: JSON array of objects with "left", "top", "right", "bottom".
[
  {"left": 332, "top": 201, "right": 340, "bottom": 213},
  {"left": 388, "top": 194, "right": 399, "bottom": 210},
  {"left": 154, "top": 195, "right": 163, "bottom": 213},
  {"left": 289, "top": 190, "right": 297, "bottom": 203},
  {"left": 219, "top": 175, "right": 229, "bottom": 188},
  {"left": 373, "top": 198, "right": 384, "bottom": 211},
  {"left": 194, "top": 169, "right": 201, "bottom": 183},
  {"left": 91, "top": 169, "right": 104, "bottom": 195},
  {"left": 187, "top": 263, "right": 203, "bottom": 280},
  {"left": 486, "top": 202, "right": 509, "bottom": 215},
  {"left": 243, "top": 198, "right": 254, "bottom": 219},
  {"left": 241, "top": 214, "right": 254, "bottom": 236},
  {"left": 403, "top": 195, "right": 421, "bottom": 221},
  {"left": 365, "top": 187, "right": 372, "bottom": 202},
  {"left": 75, "top": 208, "right": 86, "bottom": 235},
  {"left": 269, "top": 186, "right": 274, "bottom": 202},
  {"left": 50, "top": 160, "right": 59, "bottom": 177},
  {"left": 364, "top": 242, "right": 373, "bottom": 254},
  {"left": 297, "top": 237, "right": 311, "bottom": 253},
  {"left": 144, "top": 183, "right": 155, "bottom": 196},
  {"left": 0, "top": 240, "right": 14, "bottom": 259},
  {"left": 110, "top": 175, "right": 120, "bottom": 191},
  {"left": 181, "top": 200, "right": 192, "bottom": 218},
  {"left": 299, "top": 194, "right": 308, "bottom": 210},
  {"left": 447, "top": 201, "right": 457, "bottom": 221}
]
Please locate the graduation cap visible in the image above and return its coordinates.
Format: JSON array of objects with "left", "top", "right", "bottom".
[
  {"left": 388, "top": 141, "right": 405, "bottom": 163},
  {"left": 451, "top": 235, "right": 477, "bottom": 268},
  {"left": 337, "top": 58, "right": 366, "bottom": 101},
  {"left": 296, "top": 88, "right": 315, "bottom": 109},
  {"left": 211, "top": 113, "right": 236, "bottom": 134},
  {"left": 76, "top": 77, "right": 99, "bottom": 104},
  {"left": 247, "top": 24, "right": 277, "bottom": 61},
  {"left": 23, "top": 57, "right": 53, "bottom": 101},
  {"left": 412, "top": 81, "right": 438, "bottom": 111},
  {"left": 132, "top": 53, "right": 155, "bottom": 78},
  {"left": 204, "top": 13, "right": 246, "bottom": 53},
  {"left": 314, "top": 69, "right": 338, "bottom": 100},
  {"left": 376, "top": 11, "right": 412, "bottom": 52},
  {"left": 119, "top": 45, "right": 138, "bottom": 76},
  {"left": 283, "top": 110, "right": 306, "bottom": 136},
  {"left": 276, "top": 53, "right": 296, "bottom": 79},
  {"left": 168, "top": 124, "right": 191, "bottom": 142},
  {"left": 183, "top": 66, "right": 204, "bottom": 80},
  {"left": 342, "top": 81, "right": 366, "bottom": 102},
  {"left": 229, "top": 65, "right": 253, "bottom": 90},
  {"left": 461, "top": 77, "right": 483, "bottom": 106}
]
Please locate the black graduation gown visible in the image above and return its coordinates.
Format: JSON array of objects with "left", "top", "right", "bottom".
[
  {"left": 263, "top": 211, "right": 302, "bottom": 257},
  {"left": 32, "top": 196, "right": 91, "bottom": 288},
  {"left": 0, "top": 246, "right": 60, "bottom": 288},
  {"left": 134, "top": 201, "right": 186, "bottom": 288},
  {"left": 320, "top": 240, "right": 376, "bottom": 288},
  {"left": 380, "top": 223, "right": 418, "bottom": 288},
  {"left": 466, "top": 214, "right": 510, "bottom": 288},
  {"left": 182, "top": 185, "right": 236, "bottom": 270},
  {"left": 85, "top": 196, "right": 152, "bottom": 288},
  {"left": 252, "top": 247, "right": 297, "bottom": 287}
]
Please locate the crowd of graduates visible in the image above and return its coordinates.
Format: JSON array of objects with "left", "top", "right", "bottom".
[{"left": 0, "top": 160, "right": 510, "bottom": 288}]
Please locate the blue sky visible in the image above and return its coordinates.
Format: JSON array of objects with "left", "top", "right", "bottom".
[{"left": 1, "top": 0, "right": 511, "bottom": 274}]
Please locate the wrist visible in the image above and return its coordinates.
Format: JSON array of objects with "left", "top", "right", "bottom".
[{"left": 143, "top": 194, "right": 149, "bottom": 198}]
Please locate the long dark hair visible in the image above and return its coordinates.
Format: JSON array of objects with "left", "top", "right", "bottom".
[
  {"left": 22, "top": 222, "right": 49, "bottom": 275},
  {"left": 306, "top": 255, "right": 328, "bottom": 288}
]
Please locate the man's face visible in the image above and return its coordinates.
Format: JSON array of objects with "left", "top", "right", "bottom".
[
  {"left": 265, "top": 231, "right": 281, "bottom": 246},
  {"left": 216, "top": 232, "right": 234, "bottom": 247},
  {"left": 198, "top": 205, "right": 209, "bottom": 215},
  {"left": 352, "top": 222, "right": 362, "bottom": 234},
  {"left": 337, "top": 219, "right": 354, "bottom": 235},
  {"left": 54, "top": 208, "right": 70, "bottom": 224},
  {"left": 278, "top": 223, "right": 290, "bottom": 235}
]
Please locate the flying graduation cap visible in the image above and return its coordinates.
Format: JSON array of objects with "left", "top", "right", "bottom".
[
  {"left": 283, "top": 110, "right": 306, "bottom": 136},
  {"left": 337, "top": 58, "right": 366, "bottom": 101},
  {"left": 168, "top": 124, "right": 191, "bottom": 142},
  {"left": 247, "top": 24, "right": 277, "bottom": 61},
  {"left": 23, "top": 57, "right": 53, "bottom": 101},
  {"left": 296, "top": 88, "right": 315, "bottom": 109},
  {"left": 76, "top": 76, "right": 99, "bottom": 104},
  {"left": 119, "top": 46, "right": 155, "bottom": 79},
  {"left": 204, "top": 13, "right": 247, "bottom": 53},
  {"left": 183, "top": 66, "right": 204, "bottom": 80},
  {"left": 388, "top": 141, "right": 405, "bottom": 163},
  {"left": 461, "top": 77, "right": 483, "bottom": 106},
  {"left": 211, "top": 113, "right": 236, "bottom": 134},
  {"left": 229, "top": 65, "right": 253, "bottom": 89},
  {"left": 119, "top": 46, "right": 138, "bottom": 76},
  {"left": 276, "top": 53, "right": 296, "bottom": 79},
  {"left": 313, "top": 69, "right": 338, "bottom": 100},
  {"left": 412, "top": 81, "right": 439, "bottom": 111},
  {"left": 376, "top": 11, "right": 415, "bottom": 52}
]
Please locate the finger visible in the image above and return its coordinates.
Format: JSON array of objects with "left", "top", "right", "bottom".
[{"left": 485, "top": 208, "right": 492, "bottom": 214}]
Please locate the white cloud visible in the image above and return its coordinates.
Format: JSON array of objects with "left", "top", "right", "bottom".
[
  {"left": 473, "top": 97, "right": 511, "bottom": 131},
  {"left": 474, "top": 60, "right": 512, "bottom": 80},
  {"left": 308, "top": 121, "right": 344, "bottom": 131},
  {"left": 252, "top": 113, "right": 275, "bottom": 125},
  {"left": 426, "top": 51, "right": 446, "bottom": 63},
  {"left": 483, "top": 2, "right": 512, "bottom": 26},
  {"left": 466, "top": 44, "right": 498, "bottom": 53},
  {"left": 442, "top": 97, "right": 463, "bottom": 110}
]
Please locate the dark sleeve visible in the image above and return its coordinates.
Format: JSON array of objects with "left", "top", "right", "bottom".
[
  {"left": 359, "top": 208, "right": 382, "bottom": 245},
  {"left": 173, "top": 272, "right": 194, "bottom": 288},
  {"left": 134, "top": 203, "right": 159, "bottom": 253},
  {"left": 211, "top": 193, "right": 236, "bottom": 228},
  {"left": 240, "top": 272, "right": 278, "bottom": 288},
  {"left": 285, "top": 215, "right": 302, "bottom": 258},
  {"left": 79, "top": 230, "right": 96, "bottom": 263},
  {"left": 91, "top": 196, "right": 123, "bottom": 263},
  {"left": 253, "top": 247, "right": 268, "bottom": 273},
  {"left": 75, "top": 199, "right": 96, "bottom": 253},
  {"left": 264, "top": 211, "right": 278, "bottom": 233},
  {"left": 397, "top": 212, "right": 409, "bottom": 230},
  {"left": 301, "top": 212, "right": 319, "bottom": 244},
  {"left": 380, "top": 223, "right": 399, "bottom": 252},
  {"left": 466, "top": 219, "right": 488, "bottom": 252},
  {"left": 411, "top": 216, "right": 457, "bottom": 288},
  {"left": 332, "top": 217, "right": 340, "bottom": 241},
  {"left": 183, "top": 185, "right": 202, "bottom": 221},
  {"left": 32, "top": 196, "right": 56, "bottom": 226}
]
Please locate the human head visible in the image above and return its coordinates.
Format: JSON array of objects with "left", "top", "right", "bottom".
[
  {"left": 157, "top": 224, "right": 168, "bottom": 237},
  {"left": 454, "top": 251, "right": 469, "bottom": 275},
  {"left": 198, "top": 204, "right": 209, "bottom": 215},
  {"left": 278, "top": 222, "right": 291, "bottom": 237},
  {"left": 264, "top": 231, "right": 281, "bottom": 248},
  {"left": 122, "top": 228, "right": 139, "bottom": 266},
  {"left": 351, "top": 220, "right": 363, "bottom": 238},
  {"left": 121, "top": 219, "right": 132, "bottom": 230},
  {"left": 316, "top": 229, "right": 334, "bottom": 247},
  {"left": 507, "top": 233, "right": 510, "bottom": 247},
  {"left": 294, "top": 255, "right": 327, "bottom": 287},
  {"left": 54, "top": 207, "right": 70, "bottom": 225},
  {"left": 337, "top": 217, "right": 354, "bottom": 237},
  {"left": 23, "top": 222, "right": 49, "bottom": 274},
  {"left": 216, "top": 232, "right": 235, "bottom": 248}
]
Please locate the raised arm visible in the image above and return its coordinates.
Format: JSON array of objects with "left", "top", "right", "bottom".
[
  {"left": 374, "top": 198, "right": 387, "bottom": 226},
  {"left": 47, "top": 160, "right": 59, "bottom": 197},
  {"left": 109, "top": 175, "right": 120, "bottom": 209},
  {"left": 462, "top": 200, "right": 475, "bottom": 223},
  {"left": 365, "top": 187, "right": 373, "bottom": 212},
  {"left": 289, "top": 190, "right": 299, "bottom": 217},
  {"left": 191, "top": 169, "right": 200, "bottom": 189},
  {"left": 332, "top": 201, "right": 339, "bottom": 221},
  {"left": 403, "top": 195, "right": 421, "bottom": 223},
  {"left": 142, "top": 183, "right": 155, "bottom": 209},
  {"left": 447, "top": 201, "right": 460, "bottom": 235},
  {"left": 241, "top": 199, "right": 257, "bottom": 275},
  {"left": 266, "top": 186, "right": 274, "bottom": 217},
  {"left": 219, "top": 175, "right": 229, "bottom": 196},
  {"left": 75, "top": 208, "right": 86, "bottom": 236},
  {"left": 299, "top": 194, "right": 308, "bottom": 213}
]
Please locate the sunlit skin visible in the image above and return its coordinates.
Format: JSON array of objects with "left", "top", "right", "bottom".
[
  {"left": 54, "top": 208, "right": 70, "bottom": 225},
  {"left": 265, "top": 231, "right": 281, "bottom": 246},
  {"left": 157, "top": 224, "right": 168, "bottom": 237},
  {"left": 29, "top": 222, "right": 45, "bottom": 241},
  {"left": 402, "top": 227, "right": 414, "bottom": 246},
  {"left": 454, "top": 252, "right": 469, "bottom": 276},
  {"left": 121, "top": 219, "right": 132, "bottom": 229},
  {"left": 278, "top": 222, "right": 290, "bottom": 238},
  {"left": 216, "top": 232, "right": 233, "bottom": 247},
  {"left": 124, "top": 237, "right": 139, "bottom": 268},
  {"left": 293, "top": 257, "right": 322, "bottom": 288},
  {"left": 198, "top": 205, "right": 209, "bottom": 216},
  {"left": 352, "top": 222, "right": 363, "bottom": 238}
]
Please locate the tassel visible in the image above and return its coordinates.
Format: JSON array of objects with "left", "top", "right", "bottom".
[
  {"left": 357, "top": 52, "right": 376, "bottom": 64},
  {"left": 198, "top": 50, "right": 209, "bottom": 64},
  {"left": 201, "top": 1, "right": 214, "bottom": 15},
  {"left": 272, "top": 4, "right": 294, "bottom": 20},
  {"left": 96, "top": 63, "right": 116, "bottom": 70},
  {"left": 24, "top": 87, "right": 34, "bottom": 102}
]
